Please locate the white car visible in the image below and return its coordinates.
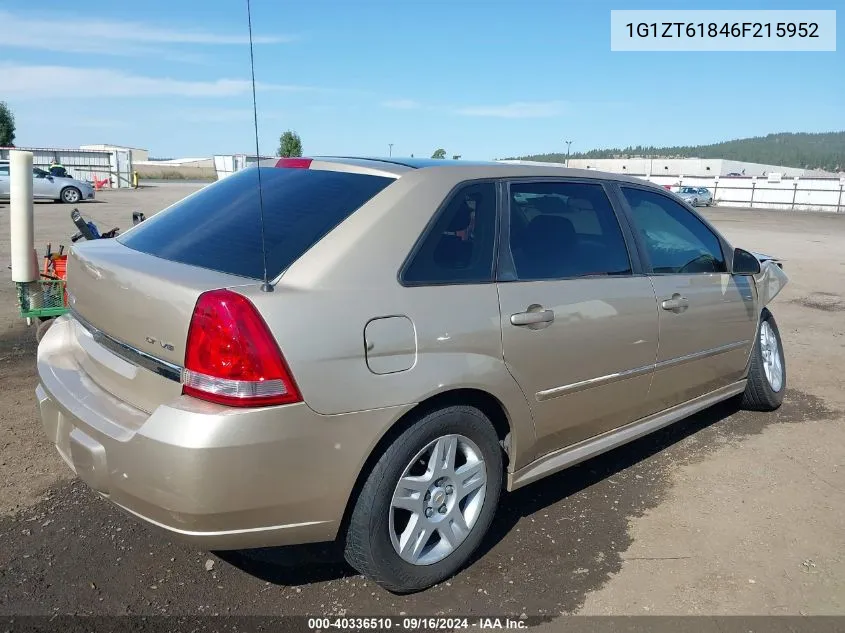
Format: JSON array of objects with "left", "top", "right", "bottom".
[
  {"left": 0, "top": 160, "right": 95, "bottom": 203},
  {"left": 677, "top": 186, "right": 713, "bottom": 207}
]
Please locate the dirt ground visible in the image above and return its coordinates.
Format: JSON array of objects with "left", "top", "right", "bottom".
[{"left": 0, "top": 186, "right": 843, "bottom": 618}]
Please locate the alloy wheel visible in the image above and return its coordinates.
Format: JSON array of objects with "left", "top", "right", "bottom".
[
  {"left": 389, "top": 434, "right": 487, "bottom": 566},
  {"left": 760, "top": 320, "right": 783, "bottom": 392}
]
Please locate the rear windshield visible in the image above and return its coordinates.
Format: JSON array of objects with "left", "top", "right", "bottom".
[{"left": 119, "top": 167, "right": 394, "bottom": 279}]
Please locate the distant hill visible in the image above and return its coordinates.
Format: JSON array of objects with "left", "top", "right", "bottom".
[{"left": 510, "top": 132, "right": 845, "bottom": 172}]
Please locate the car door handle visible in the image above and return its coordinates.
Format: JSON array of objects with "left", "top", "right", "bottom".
[
  {"left": 511, "top": 309, "right": 555, "bottom": 326},
  {"left": 661, "top": 294, "right": 689, "bottom": 313}
]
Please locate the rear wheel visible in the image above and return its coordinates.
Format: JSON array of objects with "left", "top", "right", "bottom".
[
  {"left": 741, "top": 308, "right": 785, "bottom": 411},
  {"left": 61, "top": 187, "right": 81, "bottom": 204},
  {"left": 344, "top": 405, "right": 503, "bottom": 594}
]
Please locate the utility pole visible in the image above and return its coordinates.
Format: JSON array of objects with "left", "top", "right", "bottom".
[
  {"left": 565, "top": 140, "right": 573, "bottom": 167},
  {"left": 388, "top": 143, "right": 394, "bottom": 157}
]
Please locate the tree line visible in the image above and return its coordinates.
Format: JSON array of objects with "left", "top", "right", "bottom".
[
  {"left": 0, "top": 101, "right": 15, "bottom": 147},
  {"left": 510, "top": 132, "right": 845, "bottom": 172}
]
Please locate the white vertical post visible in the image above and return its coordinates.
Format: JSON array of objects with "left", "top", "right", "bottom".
[{"left": 10, "top": 150, "right": 38, "bottom": 283}]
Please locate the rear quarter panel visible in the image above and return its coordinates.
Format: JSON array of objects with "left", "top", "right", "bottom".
[{"left": 240, "top": 168, "right": 537, "bottom": 470}]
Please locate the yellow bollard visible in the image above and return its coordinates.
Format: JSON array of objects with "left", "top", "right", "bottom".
[{"left": 132, "top": 170, "right": 139, "bottom": 189}]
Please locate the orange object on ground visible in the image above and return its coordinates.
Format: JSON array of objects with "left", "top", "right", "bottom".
[
  {"left": 52, "top": 256, "right": 67, "bottom": 280},
  {"left": 42, "top": 255, "right": 69, "bottom": 306}
]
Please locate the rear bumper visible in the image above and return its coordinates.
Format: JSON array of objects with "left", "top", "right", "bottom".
[{"left": 37, "top": 316, "right": 410, "bottom": 549}]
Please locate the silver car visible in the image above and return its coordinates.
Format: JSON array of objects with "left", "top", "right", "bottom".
[
  {"left": 677, "top": 186, "right": 713, "bottom": 207},
  {"left": 0, "top": 160, "right": 95, "bottom": 203}
]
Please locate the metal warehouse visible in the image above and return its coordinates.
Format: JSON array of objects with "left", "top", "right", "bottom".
[{"left": 0, "top": 146, "right": 135, "bottom": 188}]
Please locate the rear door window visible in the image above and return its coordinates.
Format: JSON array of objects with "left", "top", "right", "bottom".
[
  {"left": 119, "top": 167, "right": 394, "bottom": 279},
  {"left": 507, "top": 181, "right": 632, "bottom": 280}
]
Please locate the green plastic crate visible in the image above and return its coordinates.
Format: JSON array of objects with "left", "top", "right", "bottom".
[{"left": 16, "top": 279, "right": 69, "bottom": 319}]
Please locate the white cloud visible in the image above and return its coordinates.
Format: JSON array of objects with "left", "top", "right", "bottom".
[
  {"left": 381, "top": 99, "right": 422, "bottom": 110},
  {"left": 455, "top": 101, "right": 567, "bottom": 119},
  {"left": 0, "top": 10, "right": 294, "bottom": 58},
  {"left": 2, "top": 65, "right": 316, "bottom": 99}
]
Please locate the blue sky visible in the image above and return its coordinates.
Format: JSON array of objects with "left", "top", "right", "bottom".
[{"left": 1, "top": 0, "right": 842, "bottom": 159}]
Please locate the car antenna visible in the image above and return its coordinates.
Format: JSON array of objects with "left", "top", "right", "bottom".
[{"left": 246, "top": 0, "right": 273, "bottom": 292}]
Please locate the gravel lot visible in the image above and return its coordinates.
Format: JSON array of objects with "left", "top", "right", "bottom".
[{"left": 1, "top": 185, "right": 843, "bottom": 618}]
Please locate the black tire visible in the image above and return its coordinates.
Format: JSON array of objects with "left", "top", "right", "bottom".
[
  {"left": 61, "top": 187, "right": 81, "bottom": 204},
  {"left": 343, "top": 405, "right": 503, "bottom": 594},
  {"left": 741, "top": 308, "right": 786, "bottom": 411}
]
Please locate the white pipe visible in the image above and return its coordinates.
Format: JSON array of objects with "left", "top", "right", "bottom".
[{"left": 10, "top": 150, "right": 38, "bottom": 283}]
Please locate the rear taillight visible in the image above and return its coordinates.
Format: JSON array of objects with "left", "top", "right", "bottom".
[
  {"left": 275, "top": 158, "right": 312, "bottom": 169},
  {"left": 182, "top": 289, "right": 301, "bottom": 407}
]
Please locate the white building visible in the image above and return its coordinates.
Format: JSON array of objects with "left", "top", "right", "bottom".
[
  {"left": 80, "top": 144, "right": 149, "bottom": 163},
  {"left": 0, "top": 145, "right": 134, "bottom": 188},
  {"left": 499, "top": 157, "right": 833, "bottom": 178}
]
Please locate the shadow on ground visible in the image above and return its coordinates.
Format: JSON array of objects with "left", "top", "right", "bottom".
[{"left": 198, "top": 391, "right": 835, "bottom": 613}]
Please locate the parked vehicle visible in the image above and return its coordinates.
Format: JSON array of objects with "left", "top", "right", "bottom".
[
  {"left": 677, "top": 186, "right": 713, "bottom": 206},
  {"left": 0, "top": 160, "right": 95, "bottom": 203},
  {"left": 36, "top": 157, "right": 788, "bottom": 594}
]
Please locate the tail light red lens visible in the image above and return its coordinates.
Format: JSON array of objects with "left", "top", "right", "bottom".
[
  {"left": 275, "top": 158, "right": 313, "bottom": 169},
  {"left": 182, "top": 289, "right": 301, "bottom": 407}
]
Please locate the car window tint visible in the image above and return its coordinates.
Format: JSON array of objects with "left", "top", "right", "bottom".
[
  {"left": 402, "top": 182, "right": 497, "bottom": 285},
  {"left": 621, "top": 187, "right": 726, "bottom": 274},
  {"left": 119, "top": 167, "right": 394, "bottom": 280},
  {"left": 508, "top": 181, "right": 631, "bottom": 280},
  {"left": 0, "top": 165, "right": 9, "bottom": 176}
]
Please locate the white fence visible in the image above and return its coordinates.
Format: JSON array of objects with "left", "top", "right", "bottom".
[
  {"left": 499, "top": 161, "right": 845, "bottom": 213},
  {"left": 644, "top": 174, "right": 845, "bottom": 213},
  {"left": 0, "top": 146, "right": 134, "bottom": 188}
]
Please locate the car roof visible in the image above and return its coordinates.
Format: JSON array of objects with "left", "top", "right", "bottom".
[
  {"left": 317, "top": 156, "right": 499, "bottom": 169},
  {"left": 270, "top": 155, "right": 655, "bottom": 186}
]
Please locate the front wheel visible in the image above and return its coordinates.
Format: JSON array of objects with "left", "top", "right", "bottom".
[
  {"left": 61, "top": 187, "right": 81, "bottom": 204},
  {"left": 344, "top": 405, "right": 503, "bottom": 593},
  {"left": 741, "top": 308, "right": 786, "bottom": 411}
]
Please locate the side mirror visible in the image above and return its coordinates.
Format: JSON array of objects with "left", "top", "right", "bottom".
[{"left": 732, "top": 248, "right": 761, "bottom": 275}]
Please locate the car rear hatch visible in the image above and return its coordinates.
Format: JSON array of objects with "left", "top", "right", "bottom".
[
  {"left": 66, "top": 239, "right": 255, "bottom": 414},
  {"left": 59, "top": 163, "right": 396, "bottom": 415}
]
